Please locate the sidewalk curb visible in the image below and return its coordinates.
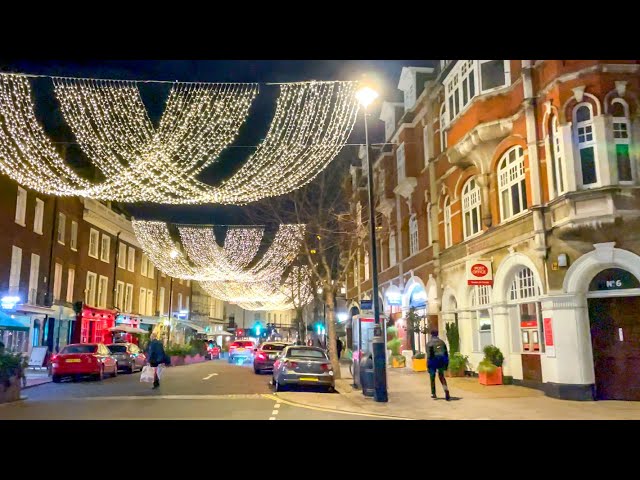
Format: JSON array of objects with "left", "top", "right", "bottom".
[{"left": 23, "top": 379, "right": 52, "bottom": 389}]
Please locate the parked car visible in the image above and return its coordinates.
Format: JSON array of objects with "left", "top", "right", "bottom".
[
  {"left": 51, "top": 343, "right": 118, "bottom": 383},
  {"left": 206, "top": 342, "right": 221, "bottom": 360},
  {"left": 253, "top": 342, "right": 287, "bottom": 374},
  {"left": 106, "top": 342, "right": 147, "bottom": 373},
  {"left": 228, "top": 340, "right": 256, "bottom": 364},
  {"left": 272, "top": 346, "right": 335, "bottom": 392}
]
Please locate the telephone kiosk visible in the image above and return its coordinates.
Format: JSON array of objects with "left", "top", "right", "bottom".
[{"left": 351, "top": 313, "right": 388, "bottom": 389}]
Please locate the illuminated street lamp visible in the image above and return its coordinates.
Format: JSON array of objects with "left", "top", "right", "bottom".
[{"left": 356, "top": 84, "right": 388, "bottom": 403}]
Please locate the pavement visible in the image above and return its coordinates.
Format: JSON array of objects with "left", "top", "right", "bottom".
[
  {"left": 0, "top": 359, "right": 382, "bottom": 420},
  {"left": 5, "top": 359, "right": 640, "bottom": 419},
  {"left": 272, "top": 362, "right": 640, "bottom": 420}
]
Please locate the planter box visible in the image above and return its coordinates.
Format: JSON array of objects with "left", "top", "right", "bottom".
[
  {"left": 185, "top": 354, "right": 205, "bottom": 365},
  {"left": 412, "top": 358, "right": 427, "bottom": 372},
  {"left": 0, "top": 375, "right": 21, "bottom": 404},
  {"left": 170, "top": 355, "right": 185, "bottom": 366},
  {"left": 479, "top": 366, "right": 503, "bottom": 385},
  {"left": 391, "top": 357, "right": 405, "bottom": 368},
  {"left": 446, "top": 368, "right": 466, "bottom": 377}
]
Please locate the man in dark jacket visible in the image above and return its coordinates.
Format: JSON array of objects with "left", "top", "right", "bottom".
[
  {"left": 336, "top": 338, "right": 343, "bottom": 359},
  {"left": 426, "top": 329, "right": 451, "bottom": 401},
  {"left": 147, "top": 334, "right": 166, "bottom": 389}
]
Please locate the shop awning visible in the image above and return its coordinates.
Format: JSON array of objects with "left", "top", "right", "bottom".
[
  {"left": 176, "top": 320, "right": 205, "bottom": 334},
  {"left": 0, "top": 311, "right": 30, "bottom": 331},
  {"left": 108, "top": 326, "right": 147, "bottom": 334},
  {"left": 209, "top": 331, "right": 234, "bottom": 337}
]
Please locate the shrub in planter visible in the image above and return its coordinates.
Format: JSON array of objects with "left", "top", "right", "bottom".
[
  {"left": 445, "top": 322, "right": 460, "bottom": 354},
  {"left": 478, "top": 345, "right": 504, "bottom": 385},
  {"left": 447, "top": 352, "right": 468, "bottom": 377},
  {"left": 411, "top": 352, "right": 426, "bottom": 372},
  {"left": 388, "top": 338, "right": 405, "bottom": 368},
  {"left": 0, "top": 351, "right": 24, "bottom": 404}
]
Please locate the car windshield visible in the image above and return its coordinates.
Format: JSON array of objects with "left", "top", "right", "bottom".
[
  {"left": 262, "top": 344, "right": 285, "bottom": 351},
  {"left": 108, "top": 345, "right": 128, "bottom": 353},
  {"left": 61, "top": 345, "right": 98, "bottom": 354},
  {"left": 288, "top": 348, "right": 327, "bottom": 359}
]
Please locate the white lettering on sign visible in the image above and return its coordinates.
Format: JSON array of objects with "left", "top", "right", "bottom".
[
  {"left": 619, "top": 328, "right": 624, "bottom": 342},
  {"left": 605, "top": 280, "right": 623, "bottom": 288}
]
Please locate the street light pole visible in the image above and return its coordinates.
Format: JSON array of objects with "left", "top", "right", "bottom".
[{"left": 359, "top": 87, "right": 388, "bottom": 403}]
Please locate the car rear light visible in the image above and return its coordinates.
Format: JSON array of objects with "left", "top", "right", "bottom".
[
  {"left": 287, "top": 361, "right": 298, "bottom": 369},
  {"left": 321, "top": 363, "right": 332, "bottom": 371},
  {"left": 257, "top": 353, "right": 266, "bottom": 360}
]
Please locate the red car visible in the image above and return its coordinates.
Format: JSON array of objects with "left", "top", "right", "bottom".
[
  {"left": 207, "top": 342, "right": 221, "bottom": 360},
  {"left": 51, "top": 343, "right": 118, "bottom": 383}
]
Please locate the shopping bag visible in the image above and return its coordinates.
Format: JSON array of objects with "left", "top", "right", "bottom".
[
  {"left": 140, "top": 365, "right": 155, "bottom": 383},
  {"left": 156, "top": 364, "right": 165, "bottom": 380}
]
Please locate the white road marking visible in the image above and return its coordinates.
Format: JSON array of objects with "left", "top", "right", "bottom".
[
  {"left": 80, "top": 394, "right": 263, "bottom": 401},
  {"left": 274, "top": 403, "right": 281, "bottom": 409},
  {"left": 269, "top": 417, "right": 276, "bottom": 420},
  {"left": 271, "top": 409, "right": 279, "bottom": 415},
  {"left": 202, "top": 373, "right": 219, "bottom": 380}
]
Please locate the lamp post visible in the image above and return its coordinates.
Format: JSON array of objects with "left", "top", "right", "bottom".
[{"left": 355, "top": 85, "right": 388, "bottom": 403}]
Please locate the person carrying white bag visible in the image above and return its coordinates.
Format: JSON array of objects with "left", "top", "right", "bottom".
[{"left": 141, "top": 334, "right": 167, "bottom": 389}]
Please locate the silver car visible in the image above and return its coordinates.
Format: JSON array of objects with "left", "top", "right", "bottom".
[
  {"left": 272, "top": 346, "right": 335, "bottom": 392},
  {"left": 106, "top": 343, "right": 147, "bottom": 373}
]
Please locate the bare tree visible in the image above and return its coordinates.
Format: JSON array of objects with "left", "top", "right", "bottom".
[{"left": 249, "top": 155, "right": 362, "bottom": 379}]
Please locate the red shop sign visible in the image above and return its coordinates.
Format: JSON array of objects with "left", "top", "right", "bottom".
[{"left": 466, "top": 260, "right": 493, "bottom": 286}]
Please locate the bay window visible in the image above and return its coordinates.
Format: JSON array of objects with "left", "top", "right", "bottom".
[
  {"left": 498, "top": 146, "right": 528, "bottom": 221},
  {"left": 462, "top": 177, "right": 482, "bottom": 239},
  {"left": 574, "top": 103, "right": 598, "bottom": 186},
  {"left": 612, "top": 99, "right": 632, "bottom": 182}
]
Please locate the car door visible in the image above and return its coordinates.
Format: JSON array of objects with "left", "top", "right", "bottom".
[{"left": 102, "top": 344, "right": 116, "bottom": 372}]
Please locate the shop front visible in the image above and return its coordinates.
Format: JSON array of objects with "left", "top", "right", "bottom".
[
  {"left": 402, "top": 278, "right": 428, "bottom": 353},
  {"left": 71, "top": 306, "right": 117, "bottom": 345},
  {"left": 0, "top": 311, "right": 30, "bottom": 353}
]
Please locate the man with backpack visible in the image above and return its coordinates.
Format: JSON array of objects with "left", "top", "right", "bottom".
[{"left": 426, "top": 329, "right": 451, "bottom": 401}]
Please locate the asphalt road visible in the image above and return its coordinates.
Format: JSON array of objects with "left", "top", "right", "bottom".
[{"left": 0, "top": 359, "right": 382, "bottom": 420}]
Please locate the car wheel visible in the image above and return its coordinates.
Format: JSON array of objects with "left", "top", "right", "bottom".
[
  {"left": 327, "top": 385, "right": 335, "bottom": 393},
  {"left": 128, "top": 362, "right": 135, "bottom": 374},
  {"left": 52, "top": 375, "right": 61, "bottom": 383},
  {"left": 112, "top": 365, "right": 118, "bottom": 377},
  {"left": 96, "top": 367, "right": 104, "bottom": 381},
  {"left": 254, "top": 366, "right": 260, "bottom": 374}
]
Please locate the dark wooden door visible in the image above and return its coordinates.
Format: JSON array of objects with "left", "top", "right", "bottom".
[
  {"left": 589, "top": 296, "right": 640, "bottom": 401},
  {"left": 521, "top": 354, "right": 542, "bottom": 382}
]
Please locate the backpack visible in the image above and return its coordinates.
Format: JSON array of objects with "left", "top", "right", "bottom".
[{"left": 432, "top": 339, "right": 447, "bottom": 357}]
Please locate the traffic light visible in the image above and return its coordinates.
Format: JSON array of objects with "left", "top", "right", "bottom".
[
  {"left": 237, "top": 329, "right": 244, "bottom": 337},
  {"left": 314, "top": 322, "right": 325, "bottom": 335},
  {"left": 254, "top": 322, "right": 262, "bottom": 336}
]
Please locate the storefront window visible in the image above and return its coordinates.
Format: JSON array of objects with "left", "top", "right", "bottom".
[
  {"left": 509, "top": 267, "right": 544, "bottom": 354},
  {"left": 470, "top": 285, "right": 493, "bottom": 351}
]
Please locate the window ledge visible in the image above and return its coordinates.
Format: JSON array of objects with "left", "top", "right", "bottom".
[
  {"left": 34, "top": 230, "right": 43, "bottom": 236},
  {"left": 58, "top": 241, "right": 66, "bottom": 246},
  {"left": 88, "top": 253, "right": 98, "bottom": 259},
  {"left": 15, "top": 221, "right": 26, "bottom": 227},
  {"left": 71, "top": 247, "right": 78, "bottom": 252}
]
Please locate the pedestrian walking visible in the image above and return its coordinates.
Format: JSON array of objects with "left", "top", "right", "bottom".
[
  {"left": 336, "top": 338, "right": 343, "bottom": 359},
  {"left": 426, "top": 329, "right": 451, "bottom": 401},
  {"left": 147, "top": 334, "right": 166, "bottom": 389}
]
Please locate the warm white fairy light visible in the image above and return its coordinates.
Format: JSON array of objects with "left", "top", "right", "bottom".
[{"left": 0, "top": 74, "right": 359, "bottom": 205}]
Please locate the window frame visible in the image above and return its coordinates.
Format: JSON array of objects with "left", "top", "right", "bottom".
[
  {"left": 88, "top": 228, "right": 99, "bottom": 259},
  {"left": 127, "top": 246, "right": 135, "bottom": 272},
  {"left": 573, "top": 102, "right": 599, "bottom": 187},
  {"left": 158, "top": 287, "right": 165, "bottom": 315},
  {"left": 396, "top": 143, "right": 406, "bottom": 181},
  {"left": 497, "top": 146, "right": 528, "bottom": 222},
  {"left": 9, "top": 246, "right": 22, "bottom": 293},
  {"left": 100, "top": 234, "right": 111, "bottom": 263},
  {"left": 389, "top": 232, "right": 397, "bottom": 266},
  {"left": 611, "top": 98, "right": 633, "bottom": 183},
  {"left": 33, "top": 198, "right": 44, "bottom": 235},
  {"left": 409, "top": 214, "right": 419, "bottom": 256},
  {"left": 426, "top": 203, "right": 433, "bottom": 246},
  {"left": 85, "top": 271, "right": 97, "bottom": 307},
  {"left": 124, "top": 283, "right": 134, "bottom": 313},
  {"left": 548, "top": 115, "right": 567, "bottom": 197},
  {"left": 118, "top": 242, "right": 127, "bottom": 269},
  {"left": 508, "top": 267, "right": 544, "bottom": 354},
  {"left": 141, "top": 253, "right": 148, "bottom": 277},
  {"left": 146, "top": 289, "right": 154, "bottom": 316},
  {"left": 97, "top": 275, "right": 108, "bottom": 309},
  {"left": 364, "top": 251, "right": 370, "bottom": 281},
  {"left": 139, "top": 287, "right": 147, "bottom": 315},
  {"left": 66, "top": 267, "right": 75, "bottom": 303},
  {"left": 70, "top": 221, "right": 78, "bottom": 251},
  {"left": 15, "top": 186, "right": 27, "bottom": 227},
  {"left": 470, "top": 285, "right": 493, "bottom": 352},
  {"left": 115, "top": 280, "right": 125, "bottom": 310},
  {"left": 53, "top": 262, "right": 63, "bottom": 302},
  {"left": 57, "top": 213, "right": 66, "bottom": 245},
  {"left": 462, "top": 177, "right": 483, "bottom": 239},
  {"left": 443, "top": 197, "right": 452, "bottom": 248}
]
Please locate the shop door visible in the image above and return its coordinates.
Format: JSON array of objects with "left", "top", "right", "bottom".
[{"left": 588, "top": 296, "right": 640, "bottom": 401}]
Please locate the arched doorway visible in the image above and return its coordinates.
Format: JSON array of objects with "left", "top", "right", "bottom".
[
  {"left": 406, "top": 283, "right": 428, "bottom": 353},
  {"left": 587, "top": 267, "right": 640, "bottom": 400}
]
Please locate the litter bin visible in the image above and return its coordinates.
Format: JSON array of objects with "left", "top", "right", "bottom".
[{"left": 360, "top": 354, "right": 374, "bottom": 397}]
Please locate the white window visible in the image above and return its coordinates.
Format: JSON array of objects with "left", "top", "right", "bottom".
[
  {"left": 444, "top": 197, "right": 452, "bottom": 248},
  {"left": 426, "top": 203, "right": 433, "bottom": 246},
  {"left": 146, "top": 289, "right": 154, "bottom": 316},
  {"left": 115, "top": 281, "right": 125, "bottom": 310},
  {"left": 396, "top": 143, "right": 406, "bottom": 180},
  {"left": 364, "top": 251, "right": 370, "bottom": 281},
  {"left": 88, "top": 228, "right": 99, "bottom": 258},
  {"left": 53, "top": 263, "right": 63, "bottom": 302},
  {"left": 141, "top": 254, "right": 148, "bottom": 277},
  {"left": 124, "top": 284, "right": 134, "bottom": 313},
  {"left": 479, "top": 60, "right": 508, "bottom": 93},
  {"left": 66, "top": 268, "right": 75, "bottom": 303},
  {"left": 404, "top": 80, "right": 416, "bottom": 111},
  {"left": 85, "top": 272, "right": 97, "bottom": 307},
  {"left": 28, "top": 253, "right": 40, "bottom": 304},
  {"left": 509, "top": 267, "right": 543, "bottom": 354},
  {"left": 409, "top": 215, "right": 419, "bottom": 255},
  {"left": 439, "top": 103, "right": 448, "bottom": 152},
  {"left": 118, "top": 242, "right": 127, "bottom": 269},
  {"left": 462, "top": 177, "right": 482, "bottom": 239},
  {"left": 57, "top": 213, "right": 66, "bottom": 245},
  {"left": 611, "top": 99, "right": 633, "bottom": 182},
  {"left": 158, "top": 287, "right": 165, "bottom": 315},
  {"left": 186, "top": 279, "right": 190, "bottom": 287},
  {"left": 498, "top": 146, "right": 528, "bottom": 221},
  {"left": 97, "top": 275, "right": 108, "bottom": 309},
  {"left": 100, "top": 234, "right": 110, "bottom": 263},
  {"left": 127, "top": 246, "right": 135, "bottom": 272},
  {"left": 389, "top": 232, "right": 397, "bottom": 266},
  {"left": 459, "top": 60, "right": 476, "bottom": 110},
  {"left": 178, "top": 293, "right": 183, "bottom": 312},
  {"left": 549, "top": 116, "right": 566, "bottom": 196},
  {"left": 70, "top": 221, "right": 78, "bottom": 251},
  {"left": 9, "top": 246, "right": 22, "bottom": 295},
  {"left": 471, "top": 285, "right": 493, "bottom": 351},
  {"left": 33, "top": 198, "right": 44, "bottom": 235},
  {"left": 574, "top": 103, "right": 598, "bottom": 186},
  {"left": 422, "top": 127, "right": 430, "bottom": 168},
  {"left": 15, "top": 187, "right": 27, "bottom": 226},
  {"left": 148, "top": 260, "right": 155, "bottom": 279},
  {"left": 185, "top": 295, "right": 189, "bottom": 312},
  {"left": 139, "top": 287, "right": 147, "bottom": 314}
]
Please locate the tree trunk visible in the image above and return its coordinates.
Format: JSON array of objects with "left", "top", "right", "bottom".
[{"left": 324, "top": 287, "right": 341, "bottom": 380}]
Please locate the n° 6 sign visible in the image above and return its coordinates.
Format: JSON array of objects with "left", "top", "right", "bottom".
[{"left": 467, "top": 260, "right": 493, "bottom": 286}]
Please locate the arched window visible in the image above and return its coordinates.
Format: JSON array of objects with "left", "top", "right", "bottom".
[
  {"left": 462, "top": 177, "right": 482, "bottom": 239},
  {"left": 389, "top": 231, "right": 397, "bottom": 266},
  {"left": 426, "top": 203, "right": 433, "bottom": 246},
  {"left": 549, "top": 115, "right": 566, "bottom": 196},
  {"left": 612, "top": 99, "right": 632, "bottom": 182},
  {"left": 444, "top": 197, "right": 452, "bottom": 248},
  {"left": 498, "top": 146, "right": 527, "bottom": 221},
  {"left": 573, "top": 103, "right": 598, "bottom": 186},
  {"left": 508, "top": 267, "right": 544, "bottom": 354},
  {"left": 470, "top": 285, "right": 493, "bottom": 351},
  {"left": 364, "top": 250, "right": 370, "bottom": 281},
  {"left": 409, "top": 214, "right": 419, "bottom": 256}
]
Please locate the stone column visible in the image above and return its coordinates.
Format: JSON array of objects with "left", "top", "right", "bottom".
[{"left": 476, "top": 173, "right": 493, "bottom": 228}]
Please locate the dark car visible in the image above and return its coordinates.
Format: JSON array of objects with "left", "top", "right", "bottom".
[
  {"left": 106, "top": 343, "right": 147, "bottom": 373},
  {"left": 272, "top": 346, "right": 335, "bottom": 392},
  {"left": 253, "top": 342, "right": 287, "bottom": 374}
]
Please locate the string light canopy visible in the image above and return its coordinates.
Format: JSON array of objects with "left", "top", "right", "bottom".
[{"left": 0, "top": 72, "right": 360, "bottom": 205}]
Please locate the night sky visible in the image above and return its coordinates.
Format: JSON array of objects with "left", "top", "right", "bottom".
[{"left": 1, "top": 60, "right": 434, "bottom": 224}]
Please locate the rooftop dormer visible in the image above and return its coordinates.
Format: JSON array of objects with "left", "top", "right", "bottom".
[
  {"left": 398, "top": 66, "right": 435, "bottom": 113},
  {"left": 379, "top": 101, "right": 404, "bottom": 142}
]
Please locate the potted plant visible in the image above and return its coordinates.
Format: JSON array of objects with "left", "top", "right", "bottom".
[
  {"left": 388, "top": 337, "right": 405, "bottom": 368},
  {"left": 411, "top": 352, "right": 427, "bottom": 372},
  {"left": 0, "top": 349, "right": 24, "bottom": 404},
  {"left": 478, "top": 345, "right": 504, "bottom": 385},
  {"left": 447, "top": 352, "right": 468, "bottom": 377},
  {"left": 445, "top": 322, "right": 460, "bottom": 354}
]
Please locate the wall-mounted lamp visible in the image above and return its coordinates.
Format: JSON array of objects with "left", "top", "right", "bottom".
[{"left": 557, "top": 254, "right": 568, "bottom": 268}]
